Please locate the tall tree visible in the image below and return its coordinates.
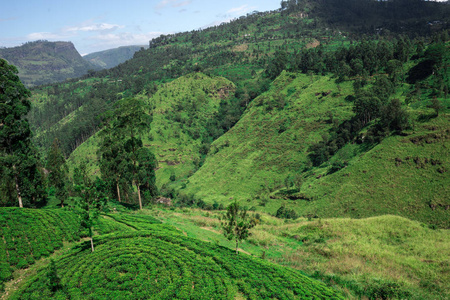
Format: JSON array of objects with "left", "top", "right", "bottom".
[
  {"left": 98, "top": 97, "right": 156, "bottom": 209},
  {"left": 98, "top": 122, "right": 130, "bottom": 203},
  {"left": 0, "top": 59, "right": 46, "bottom": 207},
  {"left": 221, "top": 201, "right": 257, "bottom": 255},
  {"left": 46, "top": 138, "right": 68, "bottom": 207},
  {"left": 73, "top": 161, "right": 107, "bottom": 252}
]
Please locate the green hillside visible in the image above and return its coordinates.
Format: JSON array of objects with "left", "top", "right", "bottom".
[
  {"left": 184, "top": 71, "right": 450, "bottom": 227},
  {"left": 68, "top": 72, "right": 236, "bottom": 185},
  {"left": 4, "top": 208, "right": 342, "bottom": 299},
  {"left": 155, "top": 208, "right": 450, "bottom": 300},
  {"left": 2, "top": 1, "right": 449, "bottom": 298},
  {"left": 184, "top": 72, "right": 354, "bottom": 202},
  {"left": 83, "top": 45, "right": 148, "bottom": 69},
  {"left": 0, "top": 41, "right": 98, "bottom": 87},
  {"left": 0, "top": 208, "right": 81, "bottom": 291}
]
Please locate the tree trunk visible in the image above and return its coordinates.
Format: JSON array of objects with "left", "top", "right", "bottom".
[
  {"left": 13, "top": 170, "right": 23, "bottom": 208},
  {"left": 136, "top": 182, "right": 142, "bottom": 210},
  {"left": 235, "top": 238, "right": 239, "bottom": 255},
  {"left": 90, "top": 236, "right": 94, "bottom": 252},
  {"left": 116, "top": 180, "right": 121, "bottom": 202}
]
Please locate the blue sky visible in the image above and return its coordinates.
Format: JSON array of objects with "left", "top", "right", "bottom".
[{"left": 0, "top": 0, "right": 280, "bottom": 55}]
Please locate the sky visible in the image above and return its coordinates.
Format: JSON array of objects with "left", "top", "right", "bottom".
[{"left": 0, "top": 0, "right": 281, "bottom": 55}]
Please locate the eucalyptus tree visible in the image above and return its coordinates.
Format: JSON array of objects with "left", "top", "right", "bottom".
[
  {"left": 46, "top": 138, "right": 68, "bottom": 207},
  {"left": 98, "top": 97, "right": 157, "bottom": 209},
  {"left": 73, "top": 161, "right": 107, "bottom": 252},
  {"left": 0, "top": 59, "right": 46, "bottom": 207}
]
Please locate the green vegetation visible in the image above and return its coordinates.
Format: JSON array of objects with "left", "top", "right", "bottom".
[
  {"left": 0, "top": 59, "right": 46, "bottom": 208},
  {"left": 45, "top": 139, "right": 69, "bottom": 208},
  {"left": 10, "top": 230, "right": 342, "bottom": 299},
  {"left": 221, "top": 201, "right": 257, "bottom": 254},
  {"left": 1, "top": 0, "right": 449, "bottom": 298},
  {"left": 0, "top": 41, "right": 98, "bottom": 87},
  {"left": 0, "top": 208, "right": 81, "bottom": 291},
  {"left": 151, "top": 208, "right": 450, "bottom": 300}
]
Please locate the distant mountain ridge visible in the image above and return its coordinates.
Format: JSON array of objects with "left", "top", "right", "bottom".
[
  {"left": 83, "top": 45, "right": 148, "bottom": 69},
  {"left": 0, "top": 40, "right": 99, "bottom": 87}
]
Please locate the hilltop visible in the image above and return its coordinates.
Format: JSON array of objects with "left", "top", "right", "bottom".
[{"left": 0, "top": 41, "right": 98, "bottom": 87}]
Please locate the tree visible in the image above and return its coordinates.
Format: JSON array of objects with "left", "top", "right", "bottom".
[
  {"left": 0, "top": 59, "right": 46, "bottom": 208},
  {"left": 46, "top": 138, "right": 68, "bottom": 207},
  {"left": 221, "top": 201, "right": 257, "bottom": 255},
  {"left": 353, "top": 91, "right": 382, "bottom": 127},
  {"left": 380, "top": 99, "right": 409, "bottom": 132},
  {"left": 73, "top": 161, "right": 107, "bottom": 252},
  {"left": 98, "top": 97, "right": 156, "bottom": 209},
  {"left": 98, "top": 122, "right": 130, "bottom": 203}
]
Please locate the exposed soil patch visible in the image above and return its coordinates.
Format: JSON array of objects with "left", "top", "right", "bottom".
[{"left": 306, "top": 39, "right": 320, "bottom": 49}]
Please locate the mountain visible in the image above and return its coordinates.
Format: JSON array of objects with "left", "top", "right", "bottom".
[
  {"left": 0, "top": 40, "right": 99, "bottom": 87},
  {"left": 26, "top": 0, "right": 449, "bottom": 230},
  {"left": 2, "top": 1, "right": 450, "bottom": 299},
  {"left": 83, "top": 45, "right": 148, "bottom": 69}
]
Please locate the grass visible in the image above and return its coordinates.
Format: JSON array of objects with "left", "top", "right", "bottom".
[
  {"left": 148, "top": 207, "right": 450, "bottom": 300},
  {"left": 182, "top": 70, "right": 449, "bottom": 228}
]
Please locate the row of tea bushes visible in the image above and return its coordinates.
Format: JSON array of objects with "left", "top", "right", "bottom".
[{"left": 12, "top": 230, "right": 343, "bottom": 299}]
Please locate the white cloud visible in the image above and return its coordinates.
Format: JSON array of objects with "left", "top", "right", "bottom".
[
  {"left": 86, "top": 31, "right": 165, "bottom": 52},
  {"left": 226, "top": 4, "right": 255, "bottom": 15},
  {"left": 26, "top": 32, "right": 70, "bottom": 40},
  {"left": 66, "top": 23, "right": 124, "bottom": 32}
]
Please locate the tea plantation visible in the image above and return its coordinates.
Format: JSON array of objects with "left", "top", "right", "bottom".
[
  {"left": 0, "top": 208, "right": 81, "bottom": 290},
  {"left": 4, "top": 209, "right": 342, "bottom": 299}
]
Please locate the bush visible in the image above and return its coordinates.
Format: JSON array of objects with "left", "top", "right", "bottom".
[{"left": 275, "top": 205, "right": 298, "bottom": 220}]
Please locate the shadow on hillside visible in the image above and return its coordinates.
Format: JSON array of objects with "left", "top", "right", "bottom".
[{"left": 417, "top": 113, "right": 437, "bottom": 123}]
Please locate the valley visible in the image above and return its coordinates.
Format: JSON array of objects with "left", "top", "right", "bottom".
[{"left": 1, "top": 0, "right": 449, "bottom": 298}]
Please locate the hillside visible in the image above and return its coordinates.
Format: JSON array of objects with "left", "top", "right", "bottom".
[
  {"left": 2, "top": 208, "right": 343, "bottom": 299},
  {"left": 68, "top": 72, "right": 236, "bottom": 184},
  {"left": 184, "top": 72, "right": 450, "bottom": 228},
  {"left": 0, "top": 41, "right": 98, "bottom": 87},
  {"left": 154, "top": 209, "right": 450, "bottom": 300},
  {"left": 2, "top": 0, "right": 450, "bottom": 299},
  {"left": 28, "top": 1, "right": 448, "bottom": 229},
  {"left": 83, "top": 45, "right": 148, "bottom": 69}
]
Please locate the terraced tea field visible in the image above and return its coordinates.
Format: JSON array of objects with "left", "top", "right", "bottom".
[
  {"left": 0, "top": 208, "right": 81, "bottom": 290},
  {"left": 2, "top": 208, "right": 342, "bottom": 299}
]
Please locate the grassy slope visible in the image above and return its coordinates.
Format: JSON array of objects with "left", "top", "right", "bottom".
[
  {"left": 183, "top": 70, "right": 450, "bottom": 227},
  {"left": 67, "top": 73, "right": 235, "bottom": 185},
  {"left": 149, "top": 207, "right": 450, "bottom": 300},
  {"left": 184, "top": 72, "right": 354, "bottom": 201},
  {"left": 297, "top": 113, "right": 450, "bottom": 228}
]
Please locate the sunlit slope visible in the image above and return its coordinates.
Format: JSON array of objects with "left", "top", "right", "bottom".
[
  {"left": 11, "top": 230, "right": 343, "bottom": 300},
  {"left": 184, "top": 71, "right": 449, "bottom": 227},
  {"left": 297, "top": 113, "right": 450, "bottom": 228},
  {"left": 184, "top": 72, "right": 354, "bottom": 202},
  {"left": 67, "top": 72, "right": 235, "bottom": 185}
]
